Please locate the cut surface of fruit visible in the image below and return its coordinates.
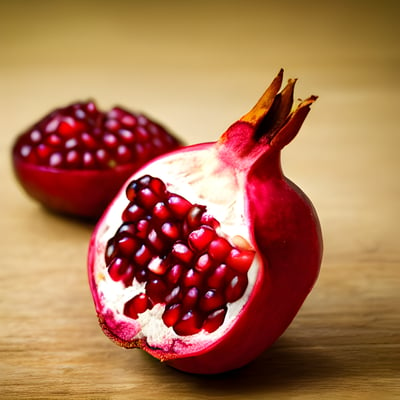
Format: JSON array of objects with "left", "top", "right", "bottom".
[
  {"left": 104, "top": 175, "right": 255, "bottom": 338},
  {"left": 92, "top": 157, "right": 260, "bottom": 354},
  {"left": 88, "top": 69, "right": 323, "bottom": 374},
  {"left": 12, "top": 101, "right": 181, "bottom": 219}
]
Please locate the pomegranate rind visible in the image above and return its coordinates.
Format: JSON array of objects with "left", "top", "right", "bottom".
[{"left": 12, "top": 156, "right": 141, "bottom": 219}]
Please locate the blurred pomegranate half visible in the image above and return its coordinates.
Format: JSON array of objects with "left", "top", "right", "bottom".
[
  {"left": 88, "top": 69, "right": 323, "bottom": 374},
  {"left": 12, "top": 101, "right": 181, "bottom": 219}
]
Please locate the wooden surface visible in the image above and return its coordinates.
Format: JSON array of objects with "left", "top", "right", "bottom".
[{"left": 1, "top": 1, "right": 399, "bottom": 398}]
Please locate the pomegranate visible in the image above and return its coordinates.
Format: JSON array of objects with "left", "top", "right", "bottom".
[
  {"left": 12, "top": 101, "right": 181, "bottom": 219},
  {"left": 88, "top": 69, "right": 323, "bottom": 374}
]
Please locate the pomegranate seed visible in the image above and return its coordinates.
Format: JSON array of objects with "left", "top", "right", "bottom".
[
  {"left": 188, "top": 225, "right": 216, "bottom": 252},
  {"left": 172, "top": 243, "right": 193, "bottom": 264},
  {"left": 74, "top": 108, "right": 86, "bottom": 119},
  {"left": 149, "top": 177, "right": 166, "bottom": 195},
  {"left": 124, "top": 293, "right": 151, "bottom": 319},
  {"left": 120, "top": 265, "right": 135, "bottom": 286},
  {"left": 95, "top": 148, "right": 110, "bottom": 167},
  {"left": 226, "top": 248, "right": 255, "bottom": 273},
  {"left": 147, "top": 229, "right": 165, "bottom": 252},
  {"left": 135, "top": 219, "right": 150, "bottom": 239},
  {"left": 65, "top": 137, "right": 78, "bottom": 149},
  {"left": 167, "top": 195, "right": 192, "bottom": 219},
  {"left": 135, "top": 142, "right": 150, "bottom": 161},
  {"left": 36, "top": 143, "right": 52, "bottom": 162},
  {"left": 161, "top": 222, "right": 180, "bottom": 241},
  {"left": 146, "top": 279, "right": 168, "bottom": 303},
  {"left": 81, "top": 132, "right": 97, "bottom": 149},
  {"left": 49, "top": 152, "right": 63, "bottom": 168},
  {"left": 122, "top": 204, "right": 146, "bottom": 222},
  {"left": 105, "top": 119, "right": 121, "bottom": 132},
  {"left": 151, "top": 137, "right": 164, "bottom": 149},
  {"left": 58, "top": 116, "right": 84, "bottom": 136},
  {"left": 137, "top": 175, "right": 152, "bottom": 187},
  {"left": 126, "top": 182, "right": 137, "bottom": 202},
  {"left": 86, "top": 101, "right": 97, "bottom": 113},
  {"left": 46, "top": 133, "right": 62, "bottom": 147},
  {"left": 208, "top": 237, "right": 232, "bottom": 262},
  {"left": 207, "top": 264, "right": 228, "bottom": 289},
  {"left": 166, "top": 264, "right": 183, "bottom": 286},
  {"left": 121, "top": 114, "right": 137, "bottom": 127},
  {"left": 199, "top": 290, "right": 225, "bottom": 312},
  {"left": 173, "top": 310, "right": 202, "bottom": 336},
  {"left": 195, "top": 253, "right": 214, "bottom": 273},
  {"left": 103, "top": 132, "right": 118, "bottom": 148},
  {"left": 66, "top": 150, "right": 80, "bottom": 167},
  {"left": 117, "top": 236, "right": 140, "bottom": 256},
  {"left": 82, "top": 152, "right": 96, "bottom": 168},
  {"left": 133, "top": 244, "right": 152, "bottom": 266},
  {"left": 105, "top": 240, "right": 117, "bottom": 264},
  {"left": 153, "top": 202, "right": 172, "bottom": 221},
  {"left": 135, "top": 267, "right": 149, "bottom": 283},
  {"left": 136, "top": 125, "right": 149, "bottom": 142},
  {"left": 30, "top": 129, "right": 42, "bottom": 142},
  {"left": 185, "top": 205, "right": 206, "bottom": 229},
  {"left": 118, "top": 129, "right": 136, "bottom": 144},
  {"left": 117, "top": 222, "right": 136, "bottom": 236},
  {"left": 182, "top": 268, "right": 202, "bottom": 288},
  {"left": 162, "top": 303, "right": 182, "bottom": 327},
  {"left": 44, "top": 118, "right": 59, "bottom": 133},
  {"left": 165, "top": 286, "right": 182, "bottom": 304},
  {"left": 225, "top": 274, "right": 248, "bottom": 303},
  {"left": 108, "top": 257, "right": 129, "bottom": 282},
  {"left": 147, "top": 258, "right": 168, "bottom": 275},
  {"left": 20, "top": 144, "right": 33, "bottom": 158},
  {"left": 137, "top": 115, "right": 148, "bottom": 125},
  {"left": 203, "top": 308, "right": 227, "bottom": 333},
  {"left": 116, "top": 145, "right": 132, "bottom": 164},
  {"left": 182, "top": 287, "right": 199, "bottom": 310},
  {"left": 136, "top": 187, "right": 159, "bottom": 210},
  {"left": 107, "top": 107, "right": 123, "bottom": 119}
]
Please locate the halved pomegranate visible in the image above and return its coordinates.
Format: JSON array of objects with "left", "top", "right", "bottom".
[
  {"left": 88, "top": 70, "right": 323, "bottom": 374},
  {"left": 12, "top": 101, "right": 181, "bottom": 219}
]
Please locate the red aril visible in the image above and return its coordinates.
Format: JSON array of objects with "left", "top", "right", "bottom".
[
  {"left": 88, "top": 70, "right": 323, "bottom": 374},
  {"left": 12, "top": 101, "right": 181, "bottom": 219}
]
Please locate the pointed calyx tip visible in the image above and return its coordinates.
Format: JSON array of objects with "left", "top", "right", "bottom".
[
  {"left": 240, "top": 70, "right": 317, "bottom": 148},
  {"left": 217, "top": 70, "right": 317, "bottom": 161}
]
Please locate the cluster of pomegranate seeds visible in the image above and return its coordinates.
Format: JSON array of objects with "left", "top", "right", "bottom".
[
  {"left": 105, "top": 175, "right": 255, "bottom": 336},
  {"left": 13, "top": 101, "right": 179, "bottom": 170}
]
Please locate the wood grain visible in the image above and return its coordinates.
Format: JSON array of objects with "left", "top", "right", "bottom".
[{"left": 1, "top": 1, "right": 399, "bottom": 398}]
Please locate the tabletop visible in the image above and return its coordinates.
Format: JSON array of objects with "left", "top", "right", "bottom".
[{"left": 1, "top": 1, "right": 399, "bottom": 399}]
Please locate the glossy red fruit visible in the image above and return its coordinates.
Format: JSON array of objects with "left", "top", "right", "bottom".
[
  {"left": 12, "top": 101, "right": 181, "bottom": 219},
  {"left": 88, "top": 70, "right": 323, "bottom": 374}
]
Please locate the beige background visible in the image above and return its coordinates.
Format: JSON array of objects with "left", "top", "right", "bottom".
[{"left": 1, "top": 1, "right": 399, "bottom": 398}]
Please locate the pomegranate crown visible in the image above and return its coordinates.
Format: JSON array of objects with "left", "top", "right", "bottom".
[{"left": 219, "top": 69, "right": 317, "bottom": 159}]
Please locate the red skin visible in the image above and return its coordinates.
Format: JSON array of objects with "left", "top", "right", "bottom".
[{"left": 13, "top": 158, "right": 144, "bottom": 220}]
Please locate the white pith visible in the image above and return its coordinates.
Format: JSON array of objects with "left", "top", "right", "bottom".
[{"left": 91, "top": 145, "right": 260, "bottom": 355}]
